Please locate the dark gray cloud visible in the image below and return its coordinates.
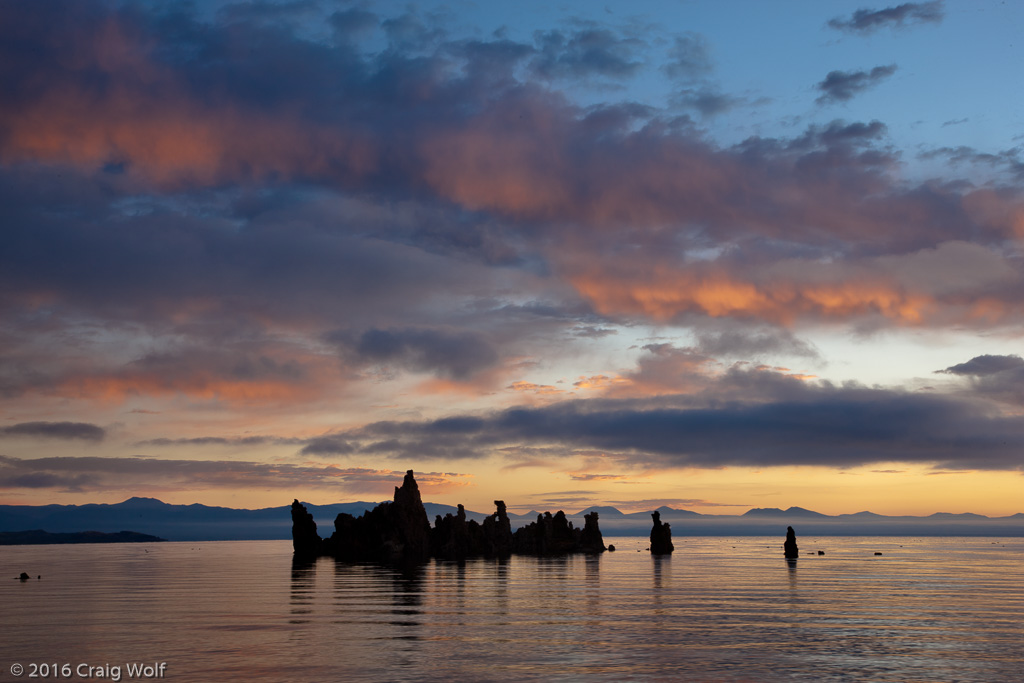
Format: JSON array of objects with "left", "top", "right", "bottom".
[
  {"left": 674, "top": 87, "right": 741, "bottom": 117},
  {"left": 663, "top": 33, "right": 713, "bottom": 82},
  {"left": 919, "top": 145, "right": 1024, "bottom": 180},
  {"left": 531, "top": 27, "right": 644, "bottom": 80},
  {"left": 695, "top": 328, "right": 820, "bottom": 360},
  {"left": 0, "top": 421, "right": 106, "bottom": 442},
  {"left": 828, "top": 2, "right": 944, "bottom": 34},
  {"left": 300, "top": 369, "right": 1024, "bottom": 471},
  {"left": 135, "top": 436, "right": 302, "bottom": 448},
  {"left": 939, "top": 354, "right": 1024, "bottom": 407},
  {"left": 573, "top": 326, "right": 618, "bottom": 339},
  {"left": 940, "top": 354, "right": 1024, "bottom": 377},
  {"left": 816, "top": 65, "right": 898, "bottom": 104},
  {"left": 327, "top": 327, "right": 500, "bottom": 380},
  {"left": 300, "top": 434, "right": 357, "bottom": 456},
  {"left": 662, "top": 33, "right": 739, "bottom": 117},
  {"left": 813, "top": 120, "right": 888, "bottom": 146}
]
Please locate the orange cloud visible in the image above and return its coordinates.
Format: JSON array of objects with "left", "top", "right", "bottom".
[
  {"left": 572, "top": 375, "right": 629, "bottom": 391},
  {"left": 56, "top": 374, "right": 315, "bottom": 405},
  {"left": 568, "top": 265, "right": 937, "bottom": 325},
  {"left": 0, "top": 16, "right": 375, "bottom": 188},
  {"left": 567, "top": 472, "right": 632, "bottom": 482},
  {"left": 419, "top": 104, "right": 573, "bottom": 219},
  {"left": 3, "top": 92, "right": 375, "bottom": 188},
  {"left": 508, "top": 381, "right": 564, "bottom": 395}
]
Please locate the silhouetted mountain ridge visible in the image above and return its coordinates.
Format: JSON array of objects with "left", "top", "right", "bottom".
[
  {"left": 2, "top": 499, "right": 1022, "bottom": 541},
  {"left": 743, "top": 506, "right": 829, "bottom": 518}
]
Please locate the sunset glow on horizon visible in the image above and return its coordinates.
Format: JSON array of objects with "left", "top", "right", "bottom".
[{"left": 2, "top": 0, "right": 1023, "bottom": 517}]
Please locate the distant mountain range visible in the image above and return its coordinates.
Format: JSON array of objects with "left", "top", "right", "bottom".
[{"left": 1, "top": 498, "right": 1022, "bottom": 542}]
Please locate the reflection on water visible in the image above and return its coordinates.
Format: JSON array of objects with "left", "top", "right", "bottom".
[{"left": 3, "top": 537, "right": 1024, "bottom": 681}]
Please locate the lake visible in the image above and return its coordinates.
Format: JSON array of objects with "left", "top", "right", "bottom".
[{"left": 3, "top": 536, "right": 1022, "bottom": 681}]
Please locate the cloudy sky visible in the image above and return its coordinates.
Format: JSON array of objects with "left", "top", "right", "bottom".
[{"left": 2, "top": 0, "right": 1023, "bottom": 516}]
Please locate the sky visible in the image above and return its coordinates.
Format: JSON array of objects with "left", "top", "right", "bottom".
[{"left": 2, "top": 0, "right": 1023, "bottom": 517}]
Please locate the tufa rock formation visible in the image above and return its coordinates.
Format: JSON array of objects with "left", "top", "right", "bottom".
[
  {"left": 784, "top": 526, "right": 799, "bottom": 558},
  {"left": 291, "top": 498, "right": 322, "bottom": 560},
  {"left": 511, "top": 509, "right": 605, "bottom": 555},
  {"left": 579, "top": 511, "right": 607, "bottom": 554},
  {"left": 431, "top": 500, "right": 514, "bottom": 559},
  {"left": 322, "top": 470, "right": 432, "bottom": 563},
  {"left": 649, "top": 510, "right": 674, "bottom": 555},
  {"left": 292, "top": 470, "right": 605, "bottom": 562},
  {"left": 513, "top": 511, "right": 577, "bottom": 555}
]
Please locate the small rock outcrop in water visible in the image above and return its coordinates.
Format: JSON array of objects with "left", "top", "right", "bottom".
[
  {"left": 291, "top": 499, "right": 322, "bottom": 559},
  {"left": 784, "top": 526, "right": 799, "bottom": 558},
  {"left": 579, "top": 511, "right": 606, "bottom": 554},
  {"left": 649, "top": 510, "right": 674, "bottom": 555},
  {"left": 291, "top": 470, "right": 606, "bottom": 561}
]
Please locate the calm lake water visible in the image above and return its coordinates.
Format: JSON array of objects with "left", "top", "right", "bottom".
[{"left": 3, "top": 536, "right": 1023, "bottom": 682}]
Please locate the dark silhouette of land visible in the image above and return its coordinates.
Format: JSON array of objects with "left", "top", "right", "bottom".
[
  {"left": 784, "top": 526, "right": 799, "bottom": 558},
  {"left": 0, "top": 529, "right": 166, "bottom": 545},
  {"left": 292, "top": 470, "right": 608, "bottom": 561},
  {"left": 649, "top": 510, "right": 674, "bottom": 555}
]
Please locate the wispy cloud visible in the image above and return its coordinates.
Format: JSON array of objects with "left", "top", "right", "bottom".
[
  {"left": 828, "top": 2, "right": 944, "bottom": 34},
  {"left": 0, "top": 455, "right": 470, "bottom": 495},
  {"left": 816, "top": 65, "right": 898, "bottom": 104},
  {"left": 0, "top": 422, "right": 105, "bottom": 442}
]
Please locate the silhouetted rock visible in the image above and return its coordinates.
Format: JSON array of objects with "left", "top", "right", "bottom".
[
  {"left": 18, "top": 572, "right": 30, "bottom": 581},
  {"left": 649, "top": 510, "right": 674, "bottom": 555},
  {"left": 389, "top": 470, "right": 433, "bottom": 561},
  {"left": 291, "top": 470, "right": 605, "bottom": 560},
  {"left": 431, "top": 503, "right": 470, "bottom": 559},
  {"left": 325, "top": 470, "right": 432, "bottom": 563},
  {"left": 579, "top": 511, "right": 607, "bottom": 553},
  {"left": 607, "top": 544, "right": 616, "bottom": 552},
  {"left": 513, "top": 511, "right": 578, "bottom": 554},
  {"left": 784, "top": 526, "right": 799, "bottom": 558},
  {"left": 481, "top": 500, "right": 514, "bottom": 557},
  {"left": 431, "top": 499, "right": 516, "bottom": 559},
  {"left": 291, "top": 499, "right": 322, "bottom": 560}
]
